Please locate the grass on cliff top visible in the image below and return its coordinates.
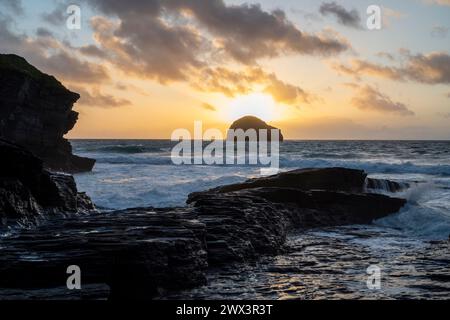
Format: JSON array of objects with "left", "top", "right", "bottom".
[{"left": 0, "top": 54, "right": 66, "bottom": 90}]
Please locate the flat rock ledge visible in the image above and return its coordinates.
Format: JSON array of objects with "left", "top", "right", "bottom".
[{"left": 0, "top": 167, "right": 407, "bottom": 300}]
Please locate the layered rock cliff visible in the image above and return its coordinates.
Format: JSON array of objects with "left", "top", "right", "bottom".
[{"left": 0, "top": 54, "right": 95, "bottom": 172}]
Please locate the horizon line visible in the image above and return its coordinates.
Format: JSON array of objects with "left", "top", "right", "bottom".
[{"left": 68, "top": 138, "right": 450, "bottom": 142}]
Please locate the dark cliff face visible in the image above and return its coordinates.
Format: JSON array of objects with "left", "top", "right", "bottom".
[
  {"left": 229, "top": 116, "right": 284, "bottom": 142},
  {"left": 0, "top": 54, "right": 95, "bottom": 173}
]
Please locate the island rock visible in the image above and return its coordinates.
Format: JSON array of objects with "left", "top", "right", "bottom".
[{"left": 229, "top": 116, "right": 284, "bottom": 142}]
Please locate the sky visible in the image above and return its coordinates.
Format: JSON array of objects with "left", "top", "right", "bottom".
[{"left": 0, "top": 0, "right": 449, "bottom": 139}]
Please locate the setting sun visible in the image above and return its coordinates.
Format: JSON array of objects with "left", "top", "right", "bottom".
[{"left": 224, "top": 93, "right": 279, "bottom": 123}]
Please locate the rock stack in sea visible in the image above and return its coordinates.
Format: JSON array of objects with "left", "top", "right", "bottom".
[
  {"left": 0, "top": 54, "right": 95, "bottom": 173},
  {"left": 229, "top": 116, "right": 284, "bottom": 142}
]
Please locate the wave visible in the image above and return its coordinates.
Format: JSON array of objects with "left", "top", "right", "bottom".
[
  {"left": 88, "top": 154, "right": 450, "bottom": 176},
  {"left": 75, "top": 173, "right": 249, "bottom": 210},
  {"left": 374, "top": 182, "right": 450, "bottom": 240},
  {"left": 280, "top": 158, "right": 450, "bottom": 176},
  {"left": 376, "top": 204, "right": 450, "bottom": 240},
  {"left": 94, "top": 155, "right": 173, "bottom": 165},
  {"left": 299, "top": 152, "right": 364, "bottom": 159},
  {"left": 77, "top": 144, "right": 167, "bottom": 154}
]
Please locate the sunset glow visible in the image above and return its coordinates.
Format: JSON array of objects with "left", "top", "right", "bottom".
[
  {"left": 225, "top": 93, "right": 280, "bottom": 123},
  {"left": 0, "top": 0, "right": 448, "bottom": 139}
]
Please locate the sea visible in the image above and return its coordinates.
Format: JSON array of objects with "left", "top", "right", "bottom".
[
  {"left": 70, "top": 140, "right": 450, "bottom": 299},
  {"left": 72, "top": 140, "right": 450, "bottom": 240},
  {"left": 7, "top": 139, "right": 447, "bottom": 300}
]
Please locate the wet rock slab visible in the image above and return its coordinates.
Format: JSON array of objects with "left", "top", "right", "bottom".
[
  {"left": 0, "top": 208, "right": 208, "bottom": 300},
  {"left": 160, "top": 227, "right": 450, "bottom": 300}
]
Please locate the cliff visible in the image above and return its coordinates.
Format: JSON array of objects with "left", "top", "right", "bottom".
[{"left": 0, "top": 54, "right": 95, "bottom": 172}]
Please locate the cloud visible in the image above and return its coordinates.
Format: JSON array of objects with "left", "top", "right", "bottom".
[
  {"left": 334, "top": 59, "right": 403, "bottom": 81},
  {"left": 4, "top": 0, "right": 349, "bottom": 107},
  {"left": 36, "top": 51, "right": 109, "bottom": 83},
  {"left": 376, "top": 52, "right": 396, "bottom": 61},
  {"left": 283, "top": 115, "right": 448, "bottom": 139},
  {"left": 89, "top": 15, "right": 205, "bottom": 82},
  {"left": 36, "top": 27, "right": 54, "bottom": 38},
  {"left": 74, "top": 87, "right": 131, "bottom": 108},
  {"left": 0, "top": 16, "right": 109, "bottom": 84},
  {"left": 319, "top": 2, "right": 361, "bottom": 28},
  {"left": 192, "top": 66, "right": 312, "bottom": 105},
  {"left": 351, "top": 85, "right": 414, "bottom": 116},
  {"left": 334, "top": 52, "right": 450, "bottom": 84},
  {"left": 86, "top": 0, "right": 349, "bottom": 80},
  {"left": 0, "top": 0, "right": 24, "bottom": 15},
  {"left": 201, "top": 103, "right": 216, "bottom": 111},
  {"left": 431, "top": 26, "right": 449, "bottom": 38},
  {"left": 424, "top": 0, "right": 450, "bottom": 6},
  {"left": 264, "top": 77, "right": 311, "bottom": 105},
  {"left": 382, "top": 7, "right": 406, "bottom": 27},
  {"left": 41, "top": 3, "right": 66, "bottom": 26},
  {"left": 79, "top": 44, "right": 109, "bottom": 59},
  {"left": 172, "top": 0, "right": 349, "bottom": 61}
]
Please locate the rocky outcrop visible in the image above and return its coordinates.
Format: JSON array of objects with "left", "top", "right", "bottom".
[
  {"left": 188, "top": 168, "right": 406, "bottom": 265},
  {"left": 0, "top": 167, "right": 407, "bottom": 299},
  {"left": 0, "top": 139, "right": 95, "bottom": 225},
  {"left": 192, "top": 167, "right": 368, "bottom": 195},
  {"left": 0, "top": 54, "right": 95, "bottom": 173},
  {"left": 229, "top": 116, "right": 284, "bottom": 142}
]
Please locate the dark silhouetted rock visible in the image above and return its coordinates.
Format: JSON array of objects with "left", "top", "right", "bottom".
[
  {"left": 188, "top": 168, "right": 407, "bottom": 265},
  {"left": 0, "top": 54, "right": 95, "bottom": 173},
  {"left": 190, "top": 167, "right": 368, "bottom": 196},
  {"left": 0, "top": 139, "right": 95, "bottom": 224},
  {"left": 229, "top": 116, "right": 284, "bottom": 142}
]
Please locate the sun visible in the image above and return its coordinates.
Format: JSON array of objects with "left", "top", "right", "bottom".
[{"left": 224, "top": 93, "right": 279, "bottom": 123}]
